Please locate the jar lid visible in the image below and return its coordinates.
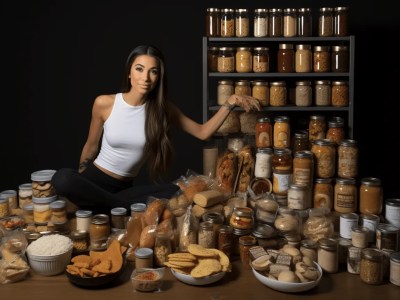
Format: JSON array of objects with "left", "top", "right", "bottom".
[
  {"left": 269, "top": 8, "right": 282, "bottom": 13},
  {"left": 332, "top": 80, "right": 348, "bottom": 86},
  {"left": 328, "top": 120, "right": 344, "bottom": 128},
  {"left": 273, "top": 148, "right": 292, "bottom": 156},
  {"left": 315, "top": 80, "right": 331, "bottom": 85},
  {"left": 334, "top": 6, "right": 348, "bottom": 11},
  {"left": 295, "top": 80, "right": 312, "bottom": 86},
  {"left": 111, "top": 207, "right": 127, "bottom": 216},
  {"left": 235, "top": 8, "right": 248, "bottom": 13},
  {"left": 31, "top": 169, "right": 57, "bottom": 181},
  {"left": 340, "top": 212, "right": 358, "bottom": 220},
  {"left": 360, "top": 177, "right": 381, "bottom": 186},
  {"left": 91, "top": 214, "right": 109, "bottom": 225},
  {"left": 254, "top": 8, "right": 268, "bottom": 13},
  {"left": 23, "top": 204, "right": 34, "bottom": 211},
  {"left": 76, "top": 210, "right": 93, "bottom": 218},
  {"left": 32, "top": 195, "right": 57, "bottom": 204},
  {"left": 312, "top": 139, "right": 334, "bottom": 147},
  {"left": 206, "top": 8, "right": 220, "bottom": 12},
  {"left": 219, "top": 46, "right": 234, "bottom": 51},
  {"left": 135, "top": 247, "right": 153, "bottom": 259},
  {"left": 0, "top": 195, "right": 8, "bottom": 203},
  {"left": 279, "top": 43, "right": 293, "bottom": 50},
  {"left": 70, "top": 230, "right": 89, "bottom": 239},
  {"left": 270, "top": 81, "right": 286, "bottom": 86},
  {"left": 50, "top": 200, "right": 66, "bottom": 209},
  {"left": 319, "top": 7, "right": 333, "bottom": 12},
  {"left": 274, "top": 115, "right": 289, "bottom": 122},
  {"left": 1, "top": 189, "right": 17, "bottom": 196},
  {"left": 310, "top": 114, "right": 325, "bottom": 120},
  {"left": 390, "top": 251, "right": 400, "bottom": 263},
  {"left": 339, "top": 139, "right": 357, "bottom": 147},
  {"left": 252, "top": 80, "right": 268, "bottom": 86},
  {"left": 300, "top": 239, "right": 318, "bottom": 249},
  {"left": 238, "top": 235, "right": 257, "bottom": 246},
  {"left": 313, "top": 45, "right": 330, "bottom": 52},
  {"left": 294, "top": 130, "right": 308, "bottom": 139},
  {"left": 386, "top": 198, "right": 400, "bottom": 207},
  {"left": 318, "top": 238, "right": 338, "bottom": 250},
  {"left": 335, "top": 177, "right": 356, "bottom": 185},
  {"left": 257, "top": 147, "right": 273, "bottom": 154},
  {"left": 130, "top": 203, "right": 147, "bottom": 212},
  {"left": 332, "top": 45, "right": 348, "bottom": 52},
  {"left": 284, "top": 8, "right": 297, "bottom": 13},
  {"left": 257, "top": 117, "right": 271, "bottom": 123},
  {"left": 296, "top": 44, "right": 311, "bottom": 50},
  {"left": 202, "top": 211, "right": 224, "bottom": 224},
  {"left": 219, "top": 224, "right": 234, "bottom": 234},
  {"left": 18, "top": 183, "right": 32, "bottom": 190},
  {"left": 252, "top": 223, "right": 276, "bottom": 238},
  {"left": 294, "top": 150, "right": 313, "bottom": 158},
  {"left": 361, "top": 248, "right": 384, "bottom": 262},
  {"left": 289, "top": 183, "right": 308, "bottom": 191},
  {"left": 315, "top": 178, "right": 332, "bottom": 184},
  {"left": 200, "top": 220, "right": 214, "bottom": 230},
  {"left": 233, "top": 207, "right": 254, "bottom": 217},
  {"left": 233, "top": 227, "right": 253, "bottom": 236},
  {"left": 235, "top": 80, "right": 250, "bottom": 86},
  {"left": 352, "top": 226, "right": 369, "bottom": 234},
  {"left": 218, "top": 80, "right": 234, "bottom": 85},
  {"left": 360, "top": 213, "right": 380, "bottom": 222},
  {"left": 237, "top": 47, "right": 252, "bottom": 51},
  {"left": 253, "top": 46, "right": 269, "bottom": 51},
  {"left": 298, "top": 8, "right": 311, "bottom": 13}
]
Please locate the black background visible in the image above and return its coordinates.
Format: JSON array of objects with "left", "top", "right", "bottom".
[{"left": 1, "top": 0, "right": 399, "bottom": 200}]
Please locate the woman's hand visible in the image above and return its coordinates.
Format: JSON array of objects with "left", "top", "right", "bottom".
[{"left": 226, "top": 94, "right": 262, "bottom": 112}]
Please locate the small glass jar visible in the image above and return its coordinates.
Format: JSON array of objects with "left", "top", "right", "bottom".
[
  {"left": 311, "top": 139, "right": 336, "bottom": 179},
  {"left": 269, "top": 81, "right": 287, "bottom": 106},
  {"left": 334, "top": 7, "right": 349, "bottom": 37},
  {"left": 154, "top": 232, "right": 172, "bottom": 267},
  {"left": 347, "top": 246, "right": 362, "bottom": 274},
  {"left": 293, "top": 150, "right": 314, "bottom": 189},
  {"left": 18, "top": 183, "right": 32, "bottom": 208},
  {"left": 1, "top": 190, "right": 18, "bottom": 211},
  {"left": 254, "top": 8, "right": 268, "bottom": 37},
  {"left": 359, "top": 177, "right": 383, "bottom": 215},
  {"left": 376, "top": 223, "right": 399, "bottom": 252},
  {"left": 352, "top": 226, "right": 370, "bottom": 248},
  {"left": 292, "top": 130, "right": 309, "bottom": 154},
  {"left": 331, "top": 46, "right": 349, "bottom": 72},
  {"left": 21, "top": 204, "right": 34, "bottom": 225},
  {"left": 236, "top": 47, "right": 252, "bottom": 73},
  {"left": 337, "top": 139, "right": 358, "bottom": 179},
  {"left": 318, "top": 238, "right": 338, "bottom": 273},
  {"left": 300, "top": 239, "right": 318, "bottom": 262},
  {"left": 50, "top": 200, "right": 67, "bottom": 224},
  {"left": 110, "top": 207, "right": 127, "bottom": 231},
  {"left": 334, "top": 178, "right": 358, "bottom": 213},
  {"left": 269, "top": 8, "right": 283, "bottom": 37},
  {"left": 273, "top": 116, "right": 290, "bottom": 149},
  {"left": 308, "top": 115, "right": 326, "bottom": 144},
  {"left": 75, "top": 210, "right": 93, "bottom": 232},
  {"left": 254, "top": 148, "right": 273, "bottom": 178},
  {"left": 340, "top": 212, "right": 359, "bottom": 239},
  {"left": 32, "top": 195, "right": 56, "bottom": 224},
  {"left": 235, "top": 8, "right": 249, "bottom": 37},
  {"left": 220, "top": 8, "right": 235, "bottom": 37},
  {"left": 202, "top": 211, "right": 224, "bottom": 239},
  {"left": 389, "top": 251, "right": 400, "bottom": 286},
  {"left": 218, "top": 225, "right": 234, "bottom": 259},
  {"left": 31, "top": 169, "right": 56, "bottom": 198},
  {"left": 283, "top": 8, "right": 297, "bottom": 37},
  {"left": 272, "top": 148, "right": 293, "bottom": 196},
  {"left": 314, "top": 80, "right": 331, "bottom": 106},
  {"left": 318, "top": 7, "right": 334, "bottom": 37},
  {"left": 235, "top": 80, "right": 251, "bottom": 96},
  {"left": 217, "top": 80, "right": 234, "bottom": 106},
  {"left": 252, "top": 47, "right": 269, "bottom": 73},
  {"left": 385, "top": 198, "right": 400, "bottom": 228},
  {"left": 295, "top": 80, "right": 312, "bottom": 106},
  {"left": 326, "top": 118, "right": 345, "bottom": 145},
  {"left": 198, "top": 221, "right": 216, "bottom": 249},
  {"left": 229, "top": 207, "right": 254, "bottom": 230},
  {"left": 360, "top": 213, "right": 380, "bottom": 243},
  {"left": 135, "top": 247, "right": 154, "bottom": 269},
  {"left": 277, "top": 44, "right": 294, "bottom": 73},
  {"left": 313, "top": 178, "right": 334, "bottom": 209},
  {"left": 206, "top": 8, "right": 220, "bottom": 37},
  {"left": 239, "top": 235, "right": 257, "bottom": 269},
  {"left": 217, "top": 47, "right": 235, "bottom": 73},
  {"left": 274, "top": 207, "right": 300, "bottom": 234},
  {"left": 207, "top": 46, "right": 219, "bottom": 72},
  {"left": 295, "top": 44, "right": 312, "bottom": 73},
  {"left": 297, "top": 8, "right": 312, "bottom": 37},
  {"left": 313, "top": 46, "right": 331, "bottom": 72},
  {"left": 331, "top": 81, "right": 350, "bottom": 107},
  {"left": 360, "top": 248, "right": 384, "bottom": 285},
  {"left": 70, "top": 230, "right": 90, "bottom": 253},
  {"left": 252, "top": 80, "right": 269, "bottom": 106},
  {"left": 89, "top": 214, "right": 110, "bottom": 250},
  {"left": 130, "top": 203, "right": 147, "bottom": 219},
  {"left": 288, "top": 183, "right": 310, "bottom": 210}
]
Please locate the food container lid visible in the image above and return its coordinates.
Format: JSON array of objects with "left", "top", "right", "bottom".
[
  {"left": 23, "top": 204, "right": 34, "bottom": 211},
  {"left": 76, "top": 210, "right": 93, "bottom": 218},
  {"left": 32, "top": 195, "right": 57, "bottom": 204},
  {"left": 386, "top": 198, "right": 400, "bottom": 207},
  {"left": 31, "top": 169, "right": 57, "bottom": 181},
  {"left": 70, "top": 230, "right": 89, "bottom": 239},
  {"left": 135, "top": 247, "right": 153, "bottom": 259},
  {"left": 91, "top": 214, "right": 109, "bottom": 225},
  {"left": 252, "top": 223, "right": 276, "bottom": 238},
  {"left": 1, "top": 189, "right": 17, "bottom": 196},
  {"left": 50, "top": 200, "right": 66, "bottom": 209},
  {"left": 18, "top": 183, "right": 32, "bottom": 190},
  {"left": 111, "top": 207, "right": 127, "bottom": 216},
  {"left": 390, "top": 251, "right": 400, "bottom": 263}
]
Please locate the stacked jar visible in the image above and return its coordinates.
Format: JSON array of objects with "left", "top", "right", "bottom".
[
  {"left": 32, "top": 195, "right": 57, "bottom": 225},
  {"left": 18, "top": 183, "right": 32, "bottom": 208},
  {"left": 273, "top": 116, "right": 290, "bottom": 149},
  {"left": 220, "top": 8, "right": 235, "bottom": 37},
  {"left": 31, "top": 169, "right": 57, "bottom": 198},
  {"left": 272, "top": 148, "right": 293, "bottom": 197},
  {"left": 269, "top": 8, "right": 283, "bottom": 37}
]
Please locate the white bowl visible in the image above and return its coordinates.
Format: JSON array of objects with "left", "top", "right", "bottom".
[
  {"left": 170, "top": 268, "right": 226, "bottom": 286},
  {"left": 27, "top": 247, "right": 72, "bottom": 276},
  {"left": 252, "top": 262, "right": 323, "bottom": 293}
]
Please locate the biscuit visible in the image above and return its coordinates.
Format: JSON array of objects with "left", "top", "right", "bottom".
[
  {"left": 164, "top": 261, "right": 196, "bottom": 268},
  {"left": 190, "top": 258, "right": 222, "bottom": 278},
  {"left": 187, "top": 244, "right": 217, "bottom": 258},
  {"left": 167, "top": 252, "right": 197, "bottom": 261},
  {"left": 210, "top": 248, "right": 231, "bottom": 272}
]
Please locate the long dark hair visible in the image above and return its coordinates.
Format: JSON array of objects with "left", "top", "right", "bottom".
[{"left": 122, "top": 45, "right": 174, "bottom": 180}]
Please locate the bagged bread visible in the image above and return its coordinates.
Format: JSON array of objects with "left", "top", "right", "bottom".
[
  {"left": 193, "top": 190, "right": 224, "bottom": 208},
  {"left": 215, "top": 150, "right": 237, "bottom": 196}
]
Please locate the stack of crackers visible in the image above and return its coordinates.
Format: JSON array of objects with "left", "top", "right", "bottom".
[{"left": 164, "top": 244, "right": 231, "bottom": 278}]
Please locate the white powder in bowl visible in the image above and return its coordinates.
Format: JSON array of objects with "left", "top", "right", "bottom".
[{"left": 27, "top": 234, "right": 73, "bottom": 256}]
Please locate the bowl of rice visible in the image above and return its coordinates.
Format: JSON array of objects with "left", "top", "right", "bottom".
[{"left": 26, "top": 234, "right": 73, "bottom": 276}]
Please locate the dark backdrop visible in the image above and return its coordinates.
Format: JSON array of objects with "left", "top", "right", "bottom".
[{"left": 1, "top": 0, "right": 399, "bottom": 199}]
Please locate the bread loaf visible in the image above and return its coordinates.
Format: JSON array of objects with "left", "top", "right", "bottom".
[
  {"left": 215, "top": 150, "right": 237, "bottom": 195},
  {"left": 144, "top": 198, "right": 165, "bottom": 226},
  {"left": 236, "top": 145, "right": 255, "bottom": 193},
  {"left": 192, "top": 203, "right": 224, "bottom": 219},
  {"left": 193, "top": 190, "right": 224, "bottom": 208},
  {"left": 139, "top": 224, "right": 157, "bottom": 248}
]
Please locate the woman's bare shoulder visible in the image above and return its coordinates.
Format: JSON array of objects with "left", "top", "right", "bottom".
[{"left": 93, "top": 94, "right": 116, "bottom": 108}]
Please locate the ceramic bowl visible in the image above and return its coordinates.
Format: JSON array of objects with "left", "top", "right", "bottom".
[{"left": 170, "top": 268, "right": 226, "bottom": 286}]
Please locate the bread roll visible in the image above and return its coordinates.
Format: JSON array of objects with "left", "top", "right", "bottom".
[
  {"left": 193, "top": 190, "right": 224, "bottom": 208},
  {"left": 144, "top": 198, "right": 165, "bottom": 226}
]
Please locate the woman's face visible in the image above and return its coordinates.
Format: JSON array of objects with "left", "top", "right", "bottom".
[{"left": 129, "top": 54, "right": 160, "bottom": 95}]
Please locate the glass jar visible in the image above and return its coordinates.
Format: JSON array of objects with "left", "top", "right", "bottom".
[
  {"left": 331, "top": 46, "right": 349, "bottom": 72},
  {"left": 292, "top": 130, "right": 309, "bottom": 154},
  {"left": 295, "top": 80, "right": 312, "bottom": 106},
  {"left": 297, "top": 8, "right": 312, "bottom": 37},
  {"left": 31, "top": 169, "right": 56, "bottom": 198},
  {"left": 252, "top": 47, "right": 269, "bottom": 73},
  {"left": 252, "top": 80, "right": 269, "bottom": 106},
  {"left": 313, "top": 178, "right": 334, "bottom": 209},
  {"left": 22, "top": 204, "right": 34, "bottom": 224},
  {"left": 18, "top": 183, "right": 32, "bottom": 208},
  {"left": 70, "top": 230, "right": 90, "bottom": 254},
  {"left": 313, "top": 46, "right": 331, "bottom": 72},
  {"left": 318, "top": 7, "right": 334, "bottom": 37},
  {"left": 318, "top": 238, "right": 338, "bottom": 273},
  {"left": 308, "top": 115, "right": 326, "bottom": 144},
  {"left": 360, "top": 213, "right": 380, "bottom": 243},
  {"left": 273, "top": 116, "right": 290, "bottom": 149},
  {"left": 227, "top": 136, "right": 244, "bottom": 154},
  {"left": 376, "top": 223, "right": 399, "bottom": 252},
  {"left": 272, "top": 148, "right": 293, "bottom": 196},
  {"left": 1, "top": 190, "right": 18, "bottom": 211},
  {"left": 135, "top": 247, "right": 153, "bottom": 269},
  {"left": 314, "top": 80, "right": 331, "bottom": 106},
  {"left": 254, "top": 148, "right": 273, "bottom": 178},
  {"left": 352, "top": 226, "right": 370, "bottom": 248},
  {"left": 154, "top": 232, "right": 172, "bottom": 267},
  {"left": 208, "top": 46, "right": 219, "bottom": 72},
  {"left": 360, "top": 248, "right": 384, "bottom": 285},
  {"left": 254, "top": 8, "right": 268, "bottom": 37},
  {"left": 89, "top": 214, "right": 110, "bottom": 250},
  {"left": 300, "top": 239, "right": 318, "bottom": 262},
  {"left": 220, "top": 8, "right": 235, "bottom": 37},
  {"left": 277, "top": 43, "right": 294, "bottom": 73},
  {"left": 331, "top": 81, "right": 349, "bottom": 107},
  {"left": 236, "top": 47, "right": 252, "bottom": 73},
  {"left": 347, "top": 246, "right": 362, "bottom": 274},
  {"left": 295, "top": 44, "right": 312, "bottom": 73},
  {"left": 288, "top": 183, "right": 310, "bottom": 210},
  {"left": 293, "top": 150, "right": 314, "bottom": 189},
  {"left": 217, "top": 80, "right": 234, "bottom": 106},
  {"left": 283, "top": 8, "right": 297, "bottom": 37},
  {"left": 235, "top": 8, "right": 249, "bottom": 37},
  {"left": 359, "top": 177, "right": 383, "bottom": 215},
  {"left": 385, "top": 198, "right": 400, "bottom": 228},
  {"left": 32, "top": 195, "right": 56, "bottom": 224},
  {"left": 269, "top": 8, "right": 283, "bottom": 37},
  {"left": 198, "top": 221, "right": 216, "bottom": 249},
  {"left": 337, "top": 139, "right": 358, "bottom": 178},
  {"left": 206, "top": 8, "right": 220, "bottom": 37},
  {"left": 218, "top": 225, "right": 234, "bottom": 259},
  {"left": 256, "top": 117, "right": 272, "bottom": 148},
  {"left": 130, "top": 203, "right": 147, "bottom": 219},
  {"left": 235, "top": 80, "right": 251, "bottom": 96},
  {"left": 202, "top": 211, "right": 224, "bottom": 239},
  {"left": 229, "top": 207, "right": 254, "bottom": 230},
  {"left": 334, "top": 178, "right": 358, "bottom": 213},
  {"left": 274, "top": 207, "right": 300, "bottom": 234},
  {"left": 389, "top": 251, "right": 400, "bottom": 286},
  {"left": 340, "top": 212, "right": 359, "bottom": 239},
  {"left": 334, "top": 7, "right": 349, "bottom": 37},
  {"left": 110, "top": 207, "right": 127, "bottom": 231},
  {"left": 50, "top": 200, "right": 67, "bottom": 224},
  {"left": 311, "top": 139, "right": 336, "bottom": 179},
  {"left": 326, "top": 118, "right": 345, "bottom": 145},
  {"left": 269, "top": 81, "right": 287, "bottom": 106},
  {"left": 75, "top": 210, "right": 93, "bottom": 232},
  {"left": 217, "top": 47, "right": 235, "bottom": 73},
  {"left": 239, "top": 235, "right": 257, "bottom": 269}
]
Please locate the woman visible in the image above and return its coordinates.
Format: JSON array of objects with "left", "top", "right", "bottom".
[{"left": 52, "top": 45, "right": 260, "bottom": 212}]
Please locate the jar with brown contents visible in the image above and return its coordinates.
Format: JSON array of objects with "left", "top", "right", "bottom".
[
  {"left": 295, "top": 44, "right": 312, "bottom": 73},
  {"left": 256, "top": 117, "right": 272, "bottom": 148},
  {"left": 0, "top": 195, "right": 10, "bottom": 218},
  {"left": 311, "top": 139, "right": 336, "bottom": 179},
  {"left": 331, "top": 46, "right": 349, "bottom": 72},
  {"left": 309, "top": 115, "right": 326, "bottom": 144},
  {"left": 236, "top": 47, "right": 252, "bottom": 73},
  {"left": 239, "top": 235, "right": 257, "bottom": 269},
  {"left": 326, "top": 117, "right": 345, "bottom": 145},
  {"left": 273, "top": 116, "right": 290, "bottom": 149},
  {"left": 89, "top": 214, "right": 110, "bottom": 248},
  {"left": 313, "top": 178, "right": 334, "bottom": 209},
  {"left": 269, "top": 8, "right": 283, "bottom": 37},
  {"left": 218, "top": 225, "right": 234, "bottom": 259},
  {"left": 277, "top": 44, "right": 294, "bottom": 73},
  {"left": 314, "top": 80, "right": 331, "bottom": 106},
  {"left": 313, "top": 46, "right": 331, "bottom": 72},
  {"left": 283, "top": 8, "right": 297, "bottom": 37},
  {"left": 207, "top": 46, "right": 219, "bottom": 72},
  {"left": 359, "top": 177, "right": 383, "bottom": 215},
  {"left": 334, "top": 7, "right": 349, "bottom": 36},
  {"left": 220, "top": 8, "right": 235, "bottom": 37},
  {"left": 272, "top": 148, "right": 293, "bottom": 196},
  {"left": 252, "top": 80, "right": 269, "bottom": 106},
  {"left": 293, "top": 150, "right": 314, "bottom": 189},
  {"left": 253, "top": 47, "right": 269, "bottom": 72},
  {"left": 235, "top": 9, "right": 249, "bottom": 37},
  {"left": 217, "top": 47, "right": 235, "bottom": 73},
  {"left": 206, "top": 8, "right": 220, "bottom": 37},
  {"left": 270, "top": 81, "right": 287, "bottom": 106},
  {"left": 292, "top": 130, "right": 309, "bottom": 153},
  {"left": 318, "top": 7, "right": 333, "bottom": 37},
  {"left": 334, "top": 178, "right": 357, "bottom": 213},
  {"left": 229, "top": 207, "right": 254, "bottom": 230},
  {"left": 360, "top": 248, "right": 384, "bottom": 285},
  {"left": 70, "top": 230, "right": 90, "bottom": 254},
  {"left": 337, "top": 139, "right": 358, "bottom": 178},
  {"left": 235, "top": 80, "right": 251, "bottom": 96},
  {"left": 332, "top": 81, "right": 349, "bottom": 106}
]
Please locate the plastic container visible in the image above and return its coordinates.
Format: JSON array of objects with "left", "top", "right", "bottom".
[
  {"left": 18, "top": 183, "right": 33, "bottom": 208},
  {"left": 31, "top": 169, "right": 57, "bottom": 198},
  {"left": 32, "top": 195, "right": 57, "bottom": 224},
  {"left": 75, "top": 210, "right": 93, "bottom": 232}
]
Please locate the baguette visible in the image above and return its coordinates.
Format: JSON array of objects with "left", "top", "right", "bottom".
[{"left": 193, "top": 190, "right": 224, "bottom": 208}]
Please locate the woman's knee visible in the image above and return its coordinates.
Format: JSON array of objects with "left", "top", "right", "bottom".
[{"left": 51, "top": 168, "right": 76, "bottom": 194}]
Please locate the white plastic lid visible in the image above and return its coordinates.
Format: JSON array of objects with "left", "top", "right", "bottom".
[
  {"left": 135, "top": 247, "right": 153, "bottom": 259},
  {"left": 50, "top": 200, "right": 66, "bottom": 209},
  {"left": 18, "top": 183, "right": 32, "bottom": 190},
  {"left": 111, "top": 207, "right": 127, "bottom": 216},
  {"left": 31, "top": 169, "right": 57, "bottom": 181},
  {"left": 75, "top": 210, "right": 93, "bottom": 218},
  {"left": 130, "top": 203, "right": 147, "bottom": 212},
  {"left": 32, "top": 195, "right": 57, "bottom": 204}
]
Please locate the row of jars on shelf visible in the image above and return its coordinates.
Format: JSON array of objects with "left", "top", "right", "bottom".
[
  {"left": 209, "top": 44, "right": 349, "bottom": 73},
  {"left": 206, "top": 7, "right": 349, "bottom": 37}
]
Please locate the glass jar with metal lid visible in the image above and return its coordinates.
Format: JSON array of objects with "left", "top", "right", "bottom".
[
  {"left": 297, "top": 8, "right": 312, "bottom": 37},
  {"left": 352, "top": 226, "right": 370, "bottom": 248},
  {"left": 274, "top": 207, "right": 300, "bottom": 234},
  {"left": 337, "top": 139, "right": 358, "bottom": 179},
  {"left": 269, "top": 8, "right": 283, "bottom": 37},
  {"left": 311, "top": 139, "right": 336, "bottom": 179},
  {"left": 314, "top": 80, "right": 331, "bottom": 106},
  {"left": 334, "top": 178, "right": 357, "bottom": 213},
  {"left": 252, "top": 47, "right": 269, "bottom": 73},
  {"left": 283, "top": 8, "right": 297, "bottom": 37},
  {"left": 18, "top": 183, "right": 32, "bottom": 208},
  {"left": 206, "top": 8, "right": 220, "bottom": 37},
  {"left": 272, "top": 148, "right": 293, "bottom": 196},
  {"left": 75, "top": 210, "right": 93, "bottom": 232},
  {"left": 235, "top": 80, "right": 251, "bottom": 96},
  {"left": 32, "top": 195, "right": 57, "bottom": 224},
  {"left": 300, "top": 239, "right": 318, "bottom": 261},
  {"left": 218, "top": 225, "right": 234, "bottom": 258},
  {"left": 385, "top": 198, "right": 400, "bottom": 228},
  {"left": 360, "top": 213, "right": 380, "bottom": 243},
  {"left": 70, "top": 230, "right": 90, "bottom": 254},
  {"left": 254, "top": 147, "right": 273, "bottom": 178},
  {"left": 318, "top": 7, "right": 334, "bottom": 37},
  {"left": 360, "top": 248, "right": 384, "bottom": 284},
  {"left": 332, "top": 82, "right": 350, "bottom": 113},
  {"left": 295, "top": 44, "right": 312, "bottom": 73},
  {"left": 292, "top": 130, "right": 309, "bottom": 153},
  {"left": 256, "top": 117, "right": 272, "bottom": 149},
  {"left": 217, "top": 47, "right": 235, "bottom": 73},
  {"left": 273, "top": 116, "right": 290, "bottom": 148},
  {"left": 376, "top": 223, "right": 399, "bottom": 252},
  {"left": 235, "top": 8, "right": 249, "bottom": 37},
  {"left": 111, "top": 207, "right": 127, "bottom": 231},
  {"left": 295, "top": 80, "right": 312, "bottom": 106},
  {"left": 252, "top": 223, "right": 277, "bottom": 248},
  {"left": 252, "top": 80, "right": 269, "bottom": 106},
  {"left": 389, "top": 251, "right": 400, "bottom": 286},
  {"left": 313, "top": 46, "right": 331, "bottom": 72},
  {"left": 89, "top": 214, "right": 110, "bottom": 250},
  {"left": 220, "top": 8, "right": 235, "bottom": 37},
  {"left": 229, "top": 207, "right": 254, "bottom": 230},
  {"left": 313, "top": 178, "right": 334, "bottom": 209},
  {"left": 239, "top": 235, "right": 257, "bottom": 269},
  {"left": 236, "top": 47, "right": 252, "bottom": 73},
  {"left": 288, "top": 183, "right": 310, "bottom": 210},
  {"left": 318, "top": 238, "right": 338, "bottom": 273},
  {"left": 359, "top": 177, "right": 383, "bottom": 215},
  {"left": 308, "top": 115, "right": 326, "bottom": 143},
  {"left": 217, "top": 80, "right": 234, "bottom": 105},
  {"left": 270, "top": 81, "right": 287, "bottom": 106},
  {"left": 331, "top": 46, "right": 349, "bottom": 72},
  {"left": 334, "top": 7, "right": 349, "bottom": 37},
  {"left": 254, "top": 8, "right": 268, "bottom": 37},
  {"left": 207, "top": 46, "right": 219, "bottom": 72},
  {"left": 50, "top": 199, "right": 67, "bottom": 224},
  {"left": 277, "top": 43, "right": 294, "bottom": 73},
  {"left": 198, "top": 220, "right": 216, "bottom": 249},
  {"left": 202, "top": 211, "right": 224, "bottom": 240},
  {"left": 326, "top": 117, "right": 345, "bottom": 145},
  {"left": 293, "top": 150, "right": 314, "bottom": 189}
]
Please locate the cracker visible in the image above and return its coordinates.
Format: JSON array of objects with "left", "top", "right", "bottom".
[
  {"left": 190, "top": 258, "right": 222, "bottom": 278},
  {"left": 71, "top": 254, "right": 92, "bottom": 265},
  {"left": 168, "top": 252, "right": 197, "bottom": 261},
  {"left": 187, "top": 244, "right": 217, "bottom": 258},
  {"left": 164, "top": 261, "right": 196, "bottom": 268},
  {"left": 171, "top": 267, "right": 192, "bottom": 275},
  {"left": 210, "top": 248, "right": 231, "bottom": 272}
]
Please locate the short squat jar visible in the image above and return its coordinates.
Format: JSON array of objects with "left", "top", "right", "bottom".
[
  {"left": 292, "top": 130, "right": 309, "bottom": 154},
  {"left": 359, "top": 177, "right": 383, "bottom": 215},
  {"left": 318, "top": 238, "right": 339, "bottom": 273},
  {"left": 217, "top": 80, "right": 234, "bottom": 105},
  {"left": 235, "top": 80, "right": 251, "bottom": 96},
  {"left": 217, "top": 47, "right": 235, "bottom": 73},
  {"left": 360, "top": 248, "right": 384, "bottom": 285},
  {"left": 252, "top": 80, "right": 269, "bottom": 106},
  {"left": 313, "top": 46, "right": 331, "bottom": 72},
  {"left": 314, "top": 80, "right": 331, "bottom": 106},
  {"left": 326, "top": 118, "right": 345, "bottom": 145},
  {"left": 252, "top": 47, "right": 269, "bottom": 73},
  {"left": 334, "top": 178, "right": 357, "bottom": 213}
]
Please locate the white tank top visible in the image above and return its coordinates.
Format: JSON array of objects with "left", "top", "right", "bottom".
[{"left": 94, "top": 93, "right": 146, "bottom": 177}]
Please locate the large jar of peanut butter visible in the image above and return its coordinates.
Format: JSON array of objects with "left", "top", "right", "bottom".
[
  {"left": 334, "top": 178, "right": 357, "bottom": 213},
  {"left": 359, "top": 177, "right": 383, "bottom": 215}
]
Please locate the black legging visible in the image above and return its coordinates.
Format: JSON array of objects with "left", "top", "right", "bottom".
[{"left": 51, "top": 163, "right": 180, "bottom": 213}]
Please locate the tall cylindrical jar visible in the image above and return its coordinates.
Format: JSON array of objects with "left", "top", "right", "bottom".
[
  {"left": 272, "top": 148, "right": 293, "bottom": 196},
  {"left": 236, "top": 47, "right": 252, "bottom": 73},
  {"left": 331, "top": 46, "right": 349, "bottom": 72},
  {"left": 198, "top": 221, "right": 216, "bottom": 249},
  {"left": 255, "top": 117, "right": 272, "bottom": 148},
  {"left": 318, "top": 7, "right": 334, "bottom": 37},
  {"left": 313, "top": 178, "right": 334, "bottom": 209},
  {"left": 130, "top": 203, "right": 146, "bottom": 219},
  {"left": 334, "top": 7, "right": 349, "bottom": 37},
  {"left": 334, "top": 178, "right": 358, "bottom": 213},
  {"left": 360, "top": 248, "right": 384, "bottom": 285},
  {"left": 217, "top": 47, "right": 235, "bottom": 73},
  {"left": 359, "top": 177, "right": 383, "bottom": 215},
  {"left": 288, "top": 183, "right": 310, "bottom": 210},
  {"left": 220, "top": 8, "right": 235, "bottom": 37},
  {"left": 252, "top": 80, "right": 269, "bottom": 106},
  {"left": 269, "top": 8, "right": 283, "bottom": 37},
  {"left": 277, "top": 44, "right": 294, "bottom": 73},
  {"left": 18, "top": 183, "right": 33, "bottom": 208},
  {"left": 326, "top": 118, "right": 345, "bottom": 145},
  {"left": 217, "top": 80, "right": 234, "bottom": 105},
  {"left": 252, "top": 47, "right": 269, "bottom": 73},
  {"left": 311, "top": 139, "right": 336, "bottom": 179},
  {"left": 283, "top": 8, "right": 297, "bottom": 37},
  {"left": 254, "top": 8, "right": 268, "bottom": 37},
  {"left": 32, "top": 195, "right": 56, "bottom": 224},
  {"left": 297, "top": 8, "right": 312, "bottom": 37},
  {"left": 208, "top": 47, "right": 219, "bottom": 72},
  {"left": 270, "top": 81, "right": 287, "bottom": 106},
  {"left": 0, "top": 195, "right": 10, "bottom": 218},
  {"left": 309, "top": 115, "right": 326, "bottom": 144},
  {"left": 314, "top": 80, "right": 331, "bottom": 106},
  {"left": 90, "top": 214, "right": 110, "bottom": 250},
  {"left": 273, "top": 116, "right": 290, "bottom": 149},
  {"left": 76, "top": 210, "right": 92, "bottom": 232},
  {"left": 254, "top": 148, "right": 273, "bottom": 179},
  {"left": 360, "top": 213, "right": 380, "bottom": 243},
  {"left": 235, "top": 9, "right": 249, "bottom": 37},
  {"left": 292, "top": 130, "right": 309, "bottom": 154},
  {"left": 385, "top": 198, "right": 400, "bottom": 228},
  {"left": 313, "top": 46, "right": 331, "bottom": 72},
  {"left": 295, "top": 44, "right": 312, "bottom": 73},
  {"left": 206, "top": 8, "right": 220, "bottom": 37},
  {"left": 110, "top": 207, "right": 127, "bottom": 232},
  {"left": 337, "top": 139, "right": 358, "bottom": 179},
  {"left": 218, "top": 225, "right": 234, "bottom": 259},
  {"left": 318, "top": 238, "right": 339, "bottom": 273},
  {"left": 293, "top": 150, "right": 314, "bottom": 191},
  {"left": 1, "top": 190, "right": 18, "bottom": 211},
  {"left": 300, "top": 239, "right": 318, "bottom": 261},
  {"left": 295, "top": 80, "right": 312, "bottom": 106}
]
